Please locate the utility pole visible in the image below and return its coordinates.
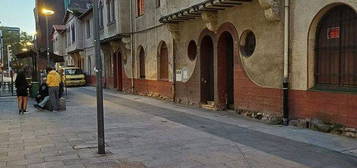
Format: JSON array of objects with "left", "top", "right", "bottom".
[
  {"left": 7, "top": 45, "right": 12, "bottom": 72},
  {"left": 93, "top": 0, "right": 105, "bottom": 154},
  {"left": 0, "top": 30, "right": 3, "bottom": 84},
  {"left": 45, "top": 16, "right": 50, "bottom": 65},
  {"left": 41, "top": 8, "right": 55, "bottom": 66}
]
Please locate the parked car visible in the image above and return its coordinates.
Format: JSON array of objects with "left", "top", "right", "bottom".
[{"left": 62, "top": 67, "right": 86, "bottom": 86}]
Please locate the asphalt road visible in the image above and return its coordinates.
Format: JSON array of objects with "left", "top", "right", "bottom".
[{"left": 74, "top": 87, "right": 357, "bottom": 168}]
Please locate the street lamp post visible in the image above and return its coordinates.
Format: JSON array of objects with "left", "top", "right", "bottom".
[
  {"left": 31, "top": 32, "right": 40, "bottom": 82},
  {"left": 7, "top": 45, "right": 12, "bottom": 72},
  {"left": 93, "top": 0, "right": 105, "bottom": 154},
  {"left": 0, "top": 30, "right": 3, "bottom": 85},
  {"left": 41, "top": 8, "right": 55, "bottom": 66},
  {"left": 45, "top": 16, "right": 50, "bottom": 65}
]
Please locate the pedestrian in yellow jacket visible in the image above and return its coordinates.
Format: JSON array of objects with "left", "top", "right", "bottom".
[
  {"left": 46, "top": 70, "right": 61, "bottom": 87},
  {"left": 46, "top": 67, "right": 61, "bottom": 111}
]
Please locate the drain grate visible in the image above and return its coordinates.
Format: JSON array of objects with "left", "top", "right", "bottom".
[{"left": 73, "top": 143, "right": 109, "bottom": 150}]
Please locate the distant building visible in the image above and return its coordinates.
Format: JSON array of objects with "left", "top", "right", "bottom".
[
  {"left": 0, "top": 27, "right": 20, "bottom": 34},
  {"left": 64, "top": 0, "right": 71, "bottom": 10},
  {"left": 34, "top": 0, "right": 65, "bottom": 56},
  {"left": 0, "top": 26, "right": 20, "bottom": 69},
  {"left": 52, "top": 25, "right": 66, "bottom": 57},
  {"left": 51, "top": 0, "right": 92, "bottom": 72}
]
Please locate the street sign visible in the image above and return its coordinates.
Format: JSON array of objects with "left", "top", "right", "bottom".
[{"left": 327, "top": 27, "right": 340, "bottom": 39}]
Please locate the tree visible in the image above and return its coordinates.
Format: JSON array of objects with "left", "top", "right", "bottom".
[
  {"left": 13, "top": 32, "right": 34, "bottom": 69},
  {"left": 0, "top": 27, "right": 34, "bottom": 71},
  {"left": 0, "top": 26, "right": 20, "bottom": 69}
]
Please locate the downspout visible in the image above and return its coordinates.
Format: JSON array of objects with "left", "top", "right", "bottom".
[
  {"left": 130, "top": 0, "right": 134, "bottom": 93},
  {"left": 283, "top": 0, "right": 290, "bottom": 126},
  {"left": 172, "top": 39, "right": 176, "bottom": 102}
]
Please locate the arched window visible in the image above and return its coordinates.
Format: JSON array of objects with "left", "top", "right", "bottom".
[
  {"left": 187, "top": 40, "right": 197, "bottom": 61},
  {"left": 88, "top": 56, "right": 92, "bottom": 76},
  {"left": 315, "top": 5, "right": 357, "bottom": 88},
  {"left": 111, "top": 0, "right": 115, "bottom": 21},
  {"left": 137, "top": 0, "right": 144, "bottom": 16},
  {"left": 99, "top": 1, "right": 104, "bottom": 28},
  {"left": 106, "top": 0, "right": 111, "bottom": 23},
  {"left": 159, "top": 42, "right": 168, "bottom": 80},
  {"left": 139, "top": 46, "right": 145, "bottom": 79}
]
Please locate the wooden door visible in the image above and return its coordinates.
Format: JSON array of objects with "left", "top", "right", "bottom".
[
  {"left": 225, "top": 33, "right": 234, "bottom": 106},
  {"left": 117, "top": 52, "right": 123, "bottom": 91},
  {"left": 113, "top": 53, "right": 118, "bottom": 88},
  {"left": 218, "top": 32, "right": 234, "bottom": 108},
  {"left": 316, "top": 5, "right": 357, "bottom": 88},
  {"left": 200, "top": 36, "right": 214, "bottom": 104},
  {"left": 160, "top": 43, "right": 169, "bottom": 80},
  {"left": 139, "top": 47, "right": 145, "bottom": 79}
]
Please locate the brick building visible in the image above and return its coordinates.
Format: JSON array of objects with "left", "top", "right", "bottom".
[
  {"left": 55, "top": 0, "right": 357, "bottom": 128},
  {"left": 121, "top": 0, "right": 356, "bottom": 128}
]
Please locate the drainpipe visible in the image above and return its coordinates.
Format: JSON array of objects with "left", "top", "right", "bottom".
[
  {"left": 172, "top": 39, "right": 176, "bottom": 102},
  {"left": 283, "top": 0, "right": 290, "bottom": 126},
  {"left": 130, "top": 0, "right": 134, "bottom": 93}
]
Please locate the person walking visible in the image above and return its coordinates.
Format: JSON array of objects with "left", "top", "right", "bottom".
[
  {"left": 46, "top": 67, "right": 61, "bottom": 111},
  {"left": 15, "top": 71, "right": 29, "bottom": 115}
]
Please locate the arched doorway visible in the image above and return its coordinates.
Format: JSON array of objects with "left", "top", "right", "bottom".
[
  {"left": 139, "top": 47, "right": 145, "bottom": 79},
  {"left": 218, "top": 32, "right": 234, "bottom": 109},
  {"left": 315, "top": 5, "right": 357, "bottom": 88},
  {"left": 112, "top": 51, "right": 123, "bottom": 91},
  {"left": 159, "top": 42, "right": 169, "bottom": 80},
  {"left": 200, "top": 36, "right": 214, "bottom": 104}
]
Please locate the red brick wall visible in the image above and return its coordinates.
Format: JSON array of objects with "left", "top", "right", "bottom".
[
  {"left": 105, "top": 77, "right": 114, "bottom": 89},
  {"left": 290, "top": 90, "right": 357, "bottom": 128},
  {"left": 175, "top": 80, "right": 201, "bottom": 106},
  {"left": 122, "top": 72, "right": 132, "bottom": 92},
  {"left": 234, "top": 66, "right": 283, "bottom": 115},
  {"left": 122, "top": 73, "right": 173, "bottom": 99},
  {"left": 86, "top": 75, "right": 96, "bottom": 86}
]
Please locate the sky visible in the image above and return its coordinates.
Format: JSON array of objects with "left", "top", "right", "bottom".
[{"left": 0, "top": 0, "right": 36, "bottom": 34}]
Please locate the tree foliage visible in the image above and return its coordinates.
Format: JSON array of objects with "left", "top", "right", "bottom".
[{"left": 0, "top": 27, "right": 33, "bottom": 70}]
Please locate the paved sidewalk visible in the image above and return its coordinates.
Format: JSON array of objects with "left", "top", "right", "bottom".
[{"left": 0, "top": 87, "right": 356, "bottom": 168}]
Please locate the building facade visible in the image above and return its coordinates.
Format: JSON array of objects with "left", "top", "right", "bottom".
[
  {"left": 53, "top": 0, "right": 357, "bottom": 128},
  {"left": 289, "top": 0, "right": 357, "bottom": 128},
  {"left": 79, "top": 9, "right": 95, "bottom": 82},
  {"left": 52, "top": 25, "right": 66, "bottom": 57},
  {"left": 60, "top": 0, "right": 93, "bottom": 73},
  {"left": 120, "top": 0, "right": 356, "bottom": 128},
  {"left": 90, "top": 0, "right": 131, "bottom": 90}
]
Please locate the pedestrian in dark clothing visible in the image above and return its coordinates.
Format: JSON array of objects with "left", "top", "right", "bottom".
[
  {"left": 59, "top": 78, "right": 64, "bottom": 98},
  {"left": 15, "top": 71, "right": 29, "bottom": 115},
  {"left": 34, "top": 78, "right": 51, "bottom": 110},
  {"left": 36, "top": 81, "right": 49, "bottom": 103}
]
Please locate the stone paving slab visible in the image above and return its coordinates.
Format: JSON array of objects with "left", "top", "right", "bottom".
[
  {"left": 88, "top": 86, "right": 357, "bottom": 156},
  {"left": 0, "top": 87, "right": 356, "bottom": 168}
]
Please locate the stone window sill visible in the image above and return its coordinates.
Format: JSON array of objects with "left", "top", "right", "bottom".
[
  {"left": 309, "top": 85, "right": 357, "bottom": 95},
  {"left": 107, "top": 21, "right": 116, "bottom": 26}
]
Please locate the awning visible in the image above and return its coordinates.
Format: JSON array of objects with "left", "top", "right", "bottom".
[
  {"left": 16, "top": 50, "right": 65, "bottom": 63},
  {"left": 16, "top": 50, "right": 36, "bottom": 59},
  {"left": 100, "top": 33, "right": 129, "bottom": 45},
  {"left": 67, "top": 48, "right": 84, "bottom": 54},
  {"left": 159, "top": 0, "right": 251, "bottom": 24}
]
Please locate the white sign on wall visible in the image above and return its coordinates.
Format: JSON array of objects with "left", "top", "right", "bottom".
[
  {"left": 182, "top": 67, "right": 188, "bottom": 81},
  {"left": 176, "top": 69, "right": 182, "bottom": 82}
]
